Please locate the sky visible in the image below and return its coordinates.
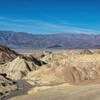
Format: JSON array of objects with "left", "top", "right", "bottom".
[{"left": 0, "top": 0, "right": 100, "bottom": 34}]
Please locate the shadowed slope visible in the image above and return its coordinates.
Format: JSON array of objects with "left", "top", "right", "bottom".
[{"left": 0, "top": 45, "right": 19, "bottom": 63}]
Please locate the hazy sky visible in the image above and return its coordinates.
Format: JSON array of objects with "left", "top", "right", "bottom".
[{"left": 0, "top": 0, "right": 100, "bottom": 34}]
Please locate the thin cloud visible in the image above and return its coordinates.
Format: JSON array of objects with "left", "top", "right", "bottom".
[
  {"left": 61, "top": 22, "right": 89, "bottom": 26},
  {"left": 0, "top": 17, "right": 5, "bottom": 20},
  {"left": 0, "top": 17, "right": 100, "bottom": 34}
]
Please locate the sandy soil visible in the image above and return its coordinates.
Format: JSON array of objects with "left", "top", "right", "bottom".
[{"left": 8, "top": 83, "right": 100, "bottom": 100}]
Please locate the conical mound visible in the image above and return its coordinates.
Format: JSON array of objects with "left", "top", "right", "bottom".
[{"left": 5, "top": 55, "right": 46, "bottom": 80}]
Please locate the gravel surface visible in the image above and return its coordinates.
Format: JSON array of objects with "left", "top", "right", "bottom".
[{"left": 8, "top": 84, "right": 100, "bottom": 100}]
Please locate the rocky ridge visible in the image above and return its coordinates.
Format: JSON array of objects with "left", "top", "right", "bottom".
[
  {"left": 0, "top": 45, "right": 46, "bottom": 99},
  {"left": 1, "top": 46, "right": 100, "bottom": 99},
  {"left": 0, "top": 45, "right": 19, "bottom": 63},
  {"left": 3, "top": 55, "right": 46, "bottom": 80}
]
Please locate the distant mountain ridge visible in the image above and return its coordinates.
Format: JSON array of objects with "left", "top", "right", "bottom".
[{"left": 0, "top": 30, "right": 100, "bottom": 49}]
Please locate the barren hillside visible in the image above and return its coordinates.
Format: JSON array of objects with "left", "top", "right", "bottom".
[{"left": 1, "top": 31, "right": 100, "bottom": 49}]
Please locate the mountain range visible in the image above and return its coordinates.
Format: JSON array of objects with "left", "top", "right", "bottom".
[{"left": 0, "top": 30, "right": 100, "bottom": 49}]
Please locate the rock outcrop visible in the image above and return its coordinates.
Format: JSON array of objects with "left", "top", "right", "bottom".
[
  {"left": 0, "top": 45, "right": 19, "bottom": 63},
  {"left": 26, "top": 51, "right": 100, "bottom": 84},
  {"left": 3, "top": 55, "right": 46, "bottom": 80},
  {"left": 0, "top": 74, "right": 17, "bottom": 99}
]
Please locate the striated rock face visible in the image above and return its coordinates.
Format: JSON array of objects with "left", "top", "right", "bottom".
[
  {"left": 26, "top": 51, "right": 100, "bottom": 84},
  {"left": 0, "top": 45, "right": 19, "bottom": 63},
  {"left": 47, "top": 64, "right": 99, "bottom": 84},
  {"left": 0, "top": 45, "right": 46, "bottom": 81},
  {"left": 0, "top": 74, "right": 17, "bottom": 99},
  {"left": 3, "top": 55, "right": 46, "bottom": 80}
]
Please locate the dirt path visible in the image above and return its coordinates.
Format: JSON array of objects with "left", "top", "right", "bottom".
[{"left": 8, "top": 84, "right": 100, "bottom": 100}]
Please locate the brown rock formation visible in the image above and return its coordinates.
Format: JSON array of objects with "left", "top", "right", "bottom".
[{"left": 0, "top": 45, "right": 19, "bottom": 63}]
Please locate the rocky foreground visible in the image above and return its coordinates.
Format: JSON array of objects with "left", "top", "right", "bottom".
[
  {"left": 1, "top": 45, "right": 100, "bottom": 99},
  {"left": 0, "top": 74, "right": 17, "bottom": 99},
  {"left": 0, "top": 45, "right": 46, "bottom": 99}
]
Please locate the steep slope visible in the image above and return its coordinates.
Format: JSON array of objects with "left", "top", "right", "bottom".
[
  {"left": 0, "top": 45, "right": 19, "bottom": 63},
  {"left": 2, "top": 55, "right": 46, "bottom": 80}
]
